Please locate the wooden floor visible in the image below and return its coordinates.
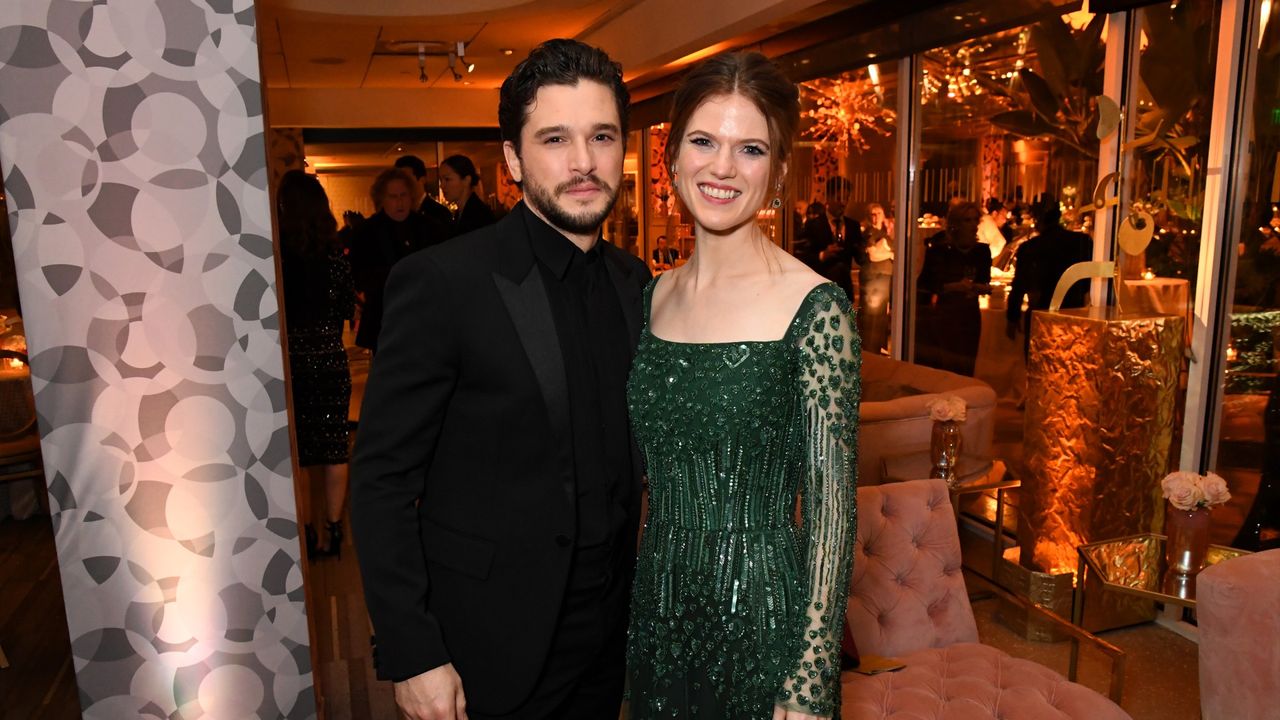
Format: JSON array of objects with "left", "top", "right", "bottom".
[
  {"left": 0, "top": 515, "right": 80, "bottom": 719},
  {"left": 305, "top": 526, "right": 399, "bottom": 720}
]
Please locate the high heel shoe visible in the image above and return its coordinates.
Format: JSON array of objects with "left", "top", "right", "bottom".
[
  {"left": 324, "top": 520, "right": 344, "bottom": 559},
  {"left": 304, "top": 523, "right": 318, "bottom": 561}
]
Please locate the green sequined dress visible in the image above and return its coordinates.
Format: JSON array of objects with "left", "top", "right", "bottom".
[{"left": 626, "top": 280, "right": 860, "bottom": 719}]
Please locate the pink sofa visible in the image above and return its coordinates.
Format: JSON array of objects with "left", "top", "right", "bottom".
[
  {"left": 1196, "top": 548, "right": 1280, "bottom": 720},
  {"left": 841, "top": 479, "right": 1130, "bottom": 719},
  {"left": 858, "top": 354, "right": 996, "bottom": 485}
]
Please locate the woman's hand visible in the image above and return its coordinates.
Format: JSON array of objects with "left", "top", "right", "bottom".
[{"left": 772, "top": 705, "right": 827, "bottom": 720}]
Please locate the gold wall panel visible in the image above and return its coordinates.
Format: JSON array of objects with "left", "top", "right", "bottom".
[{"left": 1021, "top": 308, "right": 1185, "bottom": 575}]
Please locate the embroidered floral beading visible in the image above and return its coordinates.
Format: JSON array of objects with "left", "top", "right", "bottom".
[{"left": 626, "top": 280, "right": 860, "bottom": 719}]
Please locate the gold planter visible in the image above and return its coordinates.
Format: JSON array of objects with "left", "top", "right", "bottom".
[{"left": 1020, "top": 307, "right": 1185, "bottom": 576}]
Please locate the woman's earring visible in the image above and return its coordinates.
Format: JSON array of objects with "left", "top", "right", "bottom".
[{"left": 770, "top": 197, "right": 783, "bottom": 209}]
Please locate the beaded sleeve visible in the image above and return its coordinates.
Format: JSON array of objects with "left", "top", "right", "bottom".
[{"left": 779, "top": 287, "right": 860, "bottom": 716}]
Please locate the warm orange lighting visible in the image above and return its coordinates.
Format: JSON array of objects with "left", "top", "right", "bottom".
[
  {"left": 5, "top": 358, "right": 23, "bottom": 370},
  {"left": 661, "top": 42, "right": 736, "bottom": 73}
]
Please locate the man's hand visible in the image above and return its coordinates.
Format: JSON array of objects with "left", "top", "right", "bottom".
[{"left": 394, "top": 664, "right": 467, "bottom": 720}]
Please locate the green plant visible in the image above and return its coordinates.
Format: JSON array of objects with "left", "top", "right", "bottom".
[{"left": 985, "top": 15, "right": 1106, "bottom": 158}]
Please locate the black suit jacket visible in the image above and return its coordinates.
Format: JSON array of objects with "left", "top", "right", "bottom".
[
  {"left": 349, "top": 211, "right": 437, "bottom": 350},
  {"left": 350, "top": 202, "right": 649, "bottom": 715}
]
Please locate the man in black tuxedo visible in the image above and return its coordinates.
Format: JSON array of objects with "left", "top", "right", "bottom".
[
  {"left": 350, "top": 39, "right": 648, "bottom": 720},
  {"left": 396, "top": 154, "right": 458, "bottom": 238}
]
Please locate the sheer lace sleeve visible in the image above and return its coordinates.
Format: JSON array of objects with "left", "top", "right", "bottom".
[{"left": 779, "top": 284, "right": 860, "bottom": 716}]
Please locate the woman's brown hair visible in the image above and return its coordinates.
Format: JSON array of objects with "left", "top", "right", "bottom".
[{"left": 665, "top": 51, "right": 800, "bottom": 189}]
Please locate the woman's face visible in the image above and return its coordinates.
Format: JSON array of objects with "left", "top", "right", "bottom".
[
  {"left": 439, "top": 164, "right": 472, "bottom": 205},
  {"left": 673, "top": 93, "right": 776, "bottom": 235}
]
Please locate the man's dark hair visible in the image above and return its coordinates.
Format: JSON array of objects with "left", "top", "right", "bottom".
[
  {"left": 498, "top": 39, "right": 629, "bottom": 155},
  {"left": 1030, "top": 193, "right": 1061, "bottom": 227},
  {"left": 394, "top": 155, "right": 427, "bottom": 180}
]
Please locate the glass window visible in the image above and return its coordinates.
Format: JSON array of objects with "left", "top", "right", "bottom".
[
  {"left": 909, "top": 11, "right": 1106, "bottom": 427},
  {"left": 1215, "top": 0, "right": 1280, "bottom": 551},
  {"left": 796, "top": 62, "right": 901, "bottom": 355},
  {"left": 1117, "top": 0, "right": 1224, "bottom": 314}
]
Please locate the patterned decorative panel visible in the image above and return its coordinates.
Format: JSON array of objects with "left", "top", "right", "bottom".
[
  {"left": 811, "top": 146, "right": 839, "bottom": 206},
  {"left": 648, "top": 124, "right": 672, "bottom": 215},
  {"left": 0, "top": 2, "right": 314, "bottom": 717},
  {"left": 980, "top": 134, "right": 1002, "bottom": 204}
]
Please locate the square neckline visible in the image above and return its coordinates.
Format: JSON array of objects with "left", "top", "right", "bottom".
[{"left": 643, "top": 275, "right": 841, "bottom": 347}]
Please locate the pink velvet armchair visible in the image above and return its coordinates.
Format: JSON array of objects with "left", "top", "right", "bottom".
[
  {"left": 841, "top": 479, "right": 1130, "bottom": 719},
  {"left": 1196, "top": 548, "right": 1280, "bottom": 720}
]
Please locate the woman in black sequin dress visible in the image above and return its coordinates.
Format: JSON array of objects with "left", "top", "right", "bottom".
[{"left": 277, "top": 170, "right": 356, "bottom": 558}]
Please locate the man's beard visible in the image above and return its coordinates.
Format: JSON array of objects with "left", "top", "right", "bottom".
[{"left": 522, "top": 172, "right": 619, "bottom": 236}]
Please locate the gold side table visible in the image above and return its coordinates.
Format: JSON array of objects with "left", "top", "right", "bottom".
[{"left": 1069, "top": 533, "right": 1251, "bottom": 678}]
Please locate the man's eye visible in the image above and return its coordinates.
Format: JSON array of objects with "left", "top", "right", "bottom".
[{"left": 594, "top": 134, "right": 616, "bottom": 142}]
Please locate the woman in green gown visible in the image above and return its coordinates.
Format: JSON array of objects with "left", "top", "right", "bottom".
[{"left": 626, "top": 52, "right": 860, "bottom": 720}]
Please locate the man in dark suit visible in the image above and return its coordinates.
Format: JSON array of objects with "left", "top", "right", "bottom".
[
  {"left": 1005, "top": 194, "right": 1093, "bottom": 354},
  {"left": 349, "top": 167, "right": 439, "bottom": 352},
  {"left": 351, "top": 39, "right": 648, "bottom": 720},
  {"left": 396, "top": 154, "right": 457, "bottom": 238}
]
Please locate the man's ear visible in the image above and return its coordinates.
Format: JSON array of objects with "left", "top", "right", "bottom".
[{"left": 502, "top": 141, "right": 523, "bottom": 184}]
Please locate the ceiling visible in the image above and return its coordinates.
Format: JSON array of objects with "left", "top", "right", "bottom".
[
  {"left": 253, "top": 0, "right": 865, "bottom": 128},
  {"left": 256, "top": 0, "right": 626, "bottom": 91}
]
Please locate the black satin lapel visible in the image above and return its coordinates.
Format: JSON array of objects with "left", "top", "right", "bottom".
[
  {"left": 493, "top": 268, "right": 571, "bottom": 457},
  {"left": 605, "top": 253, "right": 642, "bottom": 349}
]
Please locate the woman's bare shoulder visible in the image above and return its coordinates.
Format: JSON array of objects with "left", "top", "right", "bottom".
[{"left": 770, "top": 245, "right": 829, "bottom": 295}]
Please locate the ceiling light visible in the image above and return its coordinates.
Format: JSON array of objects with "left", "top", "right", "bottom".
[{"left": 501, "top": 48, "right": 514, "bottom": 56}]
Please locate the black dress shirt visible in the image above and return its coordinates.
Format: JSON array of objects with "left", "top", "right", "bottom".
[{"left": 526, "top": 212, "right": 632, "bottom": 549}]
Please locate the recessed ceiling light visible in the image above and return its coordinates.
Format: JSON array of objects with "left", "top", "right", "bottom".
[{"left": 501, "top": 48, "right": 514, "bottom": 56}]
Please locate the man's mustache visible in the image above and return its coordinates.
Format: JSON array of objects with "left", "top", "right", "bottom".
[{"left": 556, "top": 175, "right": 613, "bottom": 195}]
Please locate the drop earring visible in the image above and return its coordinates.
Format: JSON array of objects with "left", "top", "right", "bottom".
[{"left": 770, "top": 197, "right": 783, "bottom": 209}]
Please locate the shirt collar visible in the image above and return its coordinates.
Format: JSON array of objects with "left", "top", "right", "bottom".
[{"left": 521, "top": 202, "right": 603, "bottom": 280}]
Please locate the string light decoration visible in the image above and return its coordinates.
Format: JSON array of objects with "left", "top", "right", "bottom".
[{"left": 800, "top": 74, "right": 897, "bottom": 155}]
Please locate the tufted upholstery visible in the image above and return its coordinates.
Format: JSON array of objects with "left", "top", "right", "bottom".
[
  {"left": 1197, "top": 549, "right": 1280, "bottom": 720},
  {"left": 846, "top": 478, "right": 978, "bottom": 657},
  {"left": 841, "top": 480, "right": 1130, "bottom": 720}
]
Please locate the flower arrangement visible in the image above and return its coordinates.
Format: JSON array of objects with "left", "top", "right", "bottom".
[
  {"left": 926, "top": 395, "right": 967, "bottom": 423},
  {"left": 1161, "top": 471, "right": 1231, "bottom": 511}
]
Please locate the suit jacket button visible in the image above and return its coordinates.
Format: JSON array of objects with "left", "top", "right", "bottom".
[{"left": 555, "top": 534, "right": 571, "bottom": 548}]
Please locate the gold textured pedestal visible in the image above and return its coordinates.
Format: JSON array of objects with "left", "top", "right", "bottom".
[
  {"left": 997, "top": 547, "right": 1074, "bottom": 641},
  {"left": 1021, "top": 307, "right": 1184, "bottom": 630}
]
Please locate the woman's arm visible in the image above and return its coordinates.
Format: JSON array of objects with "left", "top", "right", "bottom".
[{"left": 777, "top": 286, "right": 861, "bottom": 718}]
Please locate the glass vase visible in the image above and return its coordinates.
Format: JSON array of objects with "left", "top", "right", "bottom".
[
  {"left": 1164, "top": 504, "right": 1211, "bottom": 576},
  {"left": 930, "top": 419, "right": 963, "bottom": 487}
]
